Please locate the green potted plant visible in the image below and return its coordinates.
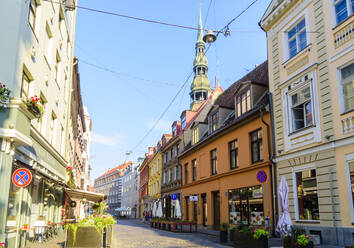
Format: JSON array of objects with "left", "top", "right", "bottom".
[
  {"left": 219, "top": 222, "right": 229, "bottom": 243},
  {"left": 229, "top": 225, "right": 236, "bottom": 241},
  {"left": 234, "top": 225, "right": 254, "bottom": 248},
  {"left": 0, "top": 83, "right": 11, "bottom": 107},
  {"left": 252, "top": 229, "right": 269, "bottom": 248},
  {"left": 282, "top": 226, "right": 313, "bottom": 248},
  {"left": 26, "top": 95, "right": 45, "bottom": 118}
]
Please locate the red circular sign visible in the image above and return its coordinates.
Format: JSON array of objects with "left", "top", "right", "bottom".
[
  {"left": 12, "top": 168, "right": 32, "bottom": 187},
  {"left": 256, "top": 170, "right": 267, "bottom": 183}
]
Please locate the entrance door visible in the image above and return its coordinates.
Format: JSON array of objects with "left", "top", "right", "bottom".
[
  {"left": 201, "top": 193, "right": 207, "bottom": 226},
  {"left": 212, "top": 191, "right": 220, "bottom": 229}
]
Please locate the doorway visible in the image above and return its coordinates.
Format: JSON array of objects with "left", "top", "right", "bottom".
[
  {"left": 201, "top": 193, "right": 207, "bottom": 226},
  {"left": 212, "top": 191, "right": 220, "bottom": 229}
]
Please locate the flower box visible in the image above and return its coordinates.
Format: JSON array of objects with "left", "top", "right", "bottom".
[
  {"left": 66, "top": 226, "right": 103, "bottom": 248},
  {"left": 26, "top": 95, "right": 44, "bottom": 118},
  {"left": 234, "top": 232, "right": 268, "bottom": 248}
]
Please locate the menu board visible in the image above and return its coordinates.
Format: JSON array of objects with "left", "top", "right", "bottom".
[{"left": 250, "top": 212, "right": 264, "bottom": 225}]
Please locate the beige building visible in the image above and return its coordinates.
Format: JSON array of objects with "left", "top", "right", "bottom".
[{"left": 260, "top": 0, "right": 353, "bottom": 246}]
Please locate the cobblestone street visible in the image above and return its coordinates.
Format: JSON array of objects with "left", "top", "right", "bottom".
[{"left": 112, "top": 219, "right": 229, "bottom": 248}]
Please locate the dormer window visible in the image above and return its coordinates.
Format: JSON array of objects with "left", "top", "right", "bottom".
[
  {"left": 172, "top": 125, "right": 177, "bottom": 136},
  {"left": 192, "top": 127, "right": 199, "bottom": 145},
  {"left": 181, "top": 115, "right": 186, "bottom": 130},
  {"left": 236, "top": 88, "right": 251, "bottom": 118},
  {"left": 209, "top": 111, "right": 219, "bottom": 133}
]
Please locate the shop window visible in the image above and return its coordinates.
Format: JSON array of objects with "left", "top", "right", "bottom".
[
  {"left": 192, "top": 159, "right": 197, "bottom": 181},
  {"left": 250, "top": 129, "right": 263, "bottom": 163},
  {"left": 236, "top": 88, "right": 251, "bottom": 118},
  {"left": 229, "top": 139, "right": 238, "bottom": 169},
  {"left": 339, "top": 62, "right": 354, "bottom": 113},
  {"left": 228, "top": 185, "right": 264, "bottom": 225},
  {"left": 210, "top": 149, "right": 217, "bottom": 175},
  {"left": 294, "top": 168, "right": 319, "bottom": 221},
  {"left": 193, "top": 202, "right": 198, "bottom": 222},
  {"left": 347, "top": 157, "right": 354, "bottom": 223},
  {"left": 185, "top": 197, "right": 189, "bottom": 220}
]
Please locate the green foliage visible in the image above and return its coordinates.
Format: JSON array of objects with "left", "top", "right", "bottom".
[
  {"left": 253, "top": 229, "right": 269, "bottom": 240},
  {"left": 65, "top": 223, "right": 78, "bottom": 245},
  {"left": 66, "top": 168, "right": 76, "bottom": 189},
  {"left": 0, "top": 83, "right": 11, "bottom": 103},
  {"left": 228, "top": 225, "right": 237, "bottom": 231},
  {"left": 26, "top": 96, "right": 45, "bottom": 118},
  {"left": 296, "top": 234, "right": 310, "bottom": 247}
]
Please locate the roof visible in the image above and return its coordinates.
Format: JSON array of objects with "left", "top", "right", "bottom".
[
  {"left": 95, "top": 161, "right": 132, "bottom": 180},
  {"left": 214, "top": 61, "right": 268, "bottom": 108}
]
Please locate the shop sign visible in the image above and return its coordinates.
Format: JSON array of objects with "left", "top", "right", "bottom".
[
  {"left": 252, "top": 188, "right": 263, "bottom": 198},
  {"left": 12, "top": 168, "right": 32, "bottom": 187},
  {"left": 189, "top": 195, "right": 198, "bottom": 202},
  {"left": 171, "top": 193, "right": 177, "bottom": 200},
  {"left": 256, "top": 170, "right": 267, "bottom": 183}
]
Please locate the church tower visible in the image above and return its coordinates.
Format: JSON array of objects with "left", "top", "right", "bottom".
[{"left": 190, "top": 6, "right": 212, "bottom": 111}]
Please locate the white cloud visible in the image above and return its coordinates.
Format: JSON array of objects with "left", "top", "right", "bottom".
[
  {"left": 147, "top": 119, "right": 172, "bottom": 132},
  {"left": 91, "top": 133, "right": 119, "bottom": 147}
]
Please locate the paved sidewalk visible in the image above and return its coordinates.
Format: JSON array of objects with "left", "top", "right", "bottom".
[{"left": 25, "top": 232, "right": 65, "bottom": 248}]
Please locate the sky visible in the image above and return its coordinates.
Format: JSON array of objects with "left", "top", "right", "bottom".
[{"left": 74, "top": 0, "right": 272, "bottom": 183}]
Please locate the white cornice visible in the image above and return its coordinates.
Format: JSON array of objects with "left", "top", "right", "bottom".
[
  {"left": 329, "top": 43, "right": 354, "bottom": 63},
  {"left": 275, "top": 135, "right": 354, "bottom": 162},
  {"left": 0, "top": 128, "right": 32, "bottom": 146}
]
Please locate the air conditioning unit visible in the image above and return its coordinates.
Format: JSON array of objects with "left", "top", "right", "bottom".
[{"left": 63, "top": 0, "right": 76, "bottom": 11}]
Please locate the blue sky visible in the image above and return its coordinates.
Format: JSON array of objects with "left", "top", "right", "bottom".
[{"left": 74, "top": 0, "right": 271, "bottom": 182}]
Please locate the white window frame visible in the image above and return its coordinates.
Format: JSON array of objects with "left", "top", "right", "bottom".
[
  {"left": 345, "top": 153, "right": 354, "bottom": 223},
  {"left": 332, "top": 0, "right": 354, "bottom": 27},
  {"left": 282, "top": 10, "right": 310, "bottom": 62},
  {"left": 292, "top": 163, "right": 320, "bottom": 222},
  {"left": 337, "top": 60, "right": 354, "bottom": 113}
]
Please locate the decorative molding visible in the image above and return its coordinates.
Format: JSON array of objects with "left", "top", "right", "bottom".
[
  {"left": 0, "top": 128, "right": 32, "bottom": 147},
  {"left": 329, "top": 43, "right": 354, "bottom": 63}
]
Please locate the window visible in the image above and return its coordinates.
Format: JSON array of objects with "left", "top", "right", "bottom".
[
  {"left": 172, "top": 124, "right": 177, "bottom": 136},
  {"left": 181, "top": 115, "right": 186, "bottom": 130},
  {"left": 209, "top": 111, "right": 218, "bottom": 133},
  {"left": 59, "top": 7, "right": 65, "bottom": 37},
  {"left": 21, "top": 71, "right": 32, "bottom": 98},
  {"left": 347, "top": 157, "right": 354, "bottom": 222},
  {"left": 289, "top": 84, "right": 313, "bottom": 131},
  {"left": 49, "top": 112, "right": 57, "bottom": 145},
  {"left": 177, "top": 143, "right": 180, "bottom": 155},
  {"left": 287, "top": 18, "right": 307, "bottom": 58},
  {"left": 339, "top": 63, "right": 354, "bottom": 112},
  {"left": 229, "top": 140, "right": 238, "bottom": 169},
  {"left": 184, "top": 163, "right": 189, "bottom": 184},
  {"left": 210, "top": 149, "right": 217, "bottom": 175},
  {"left": 334, "top": 0, "right": 354, "bottom": 25},
  {"left": 236, "top": 89, "right": 251, "bottom": 118},
  {"left": 192, "top": 159, "right": 197, "bottom": 181},
  {"left": 55, "top": 52, "right": 62, "bottom": 84},
  {"left": 29, "top": 0, "right": 39, "bottom": 34},
  {"left": 228, "top": 186, "right": 264, "bottom": 225},
  {"left": 174, "top": 166, "right": 177, "bottom": 181},
  {"left": 45, "top": 22, "right": 53, "bottom": 66},
  {"left": 294, "top": 168, "right": 319, "bottom": 221},
  {"left": 250, "top": 130, "right": 263, "bottom": 163},
  {"left": 169, "top": 168, "right": 172, "bottom": 182},
  {"left": 38, "top": 93, "right": 47, "bottom": 134},
  {"left": 192, "top": 127, "right": 199, "bottom": 145}
]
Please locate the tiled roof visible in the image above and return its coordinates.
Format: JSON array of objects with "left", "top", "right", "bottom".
[
  {"left": 214, "top": 61, "right": 268, "bottom": 108},
  {"left": 95, "top": 161, "right": 132, "bottom": 179}
]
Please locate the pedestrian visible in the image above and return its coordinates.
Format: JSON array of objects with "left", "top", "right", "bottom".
[{"left": 33, "top": 216, "right": 47, "bottom": 242}]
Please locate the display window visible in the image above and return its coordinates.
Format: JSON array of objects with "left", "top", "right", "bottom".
[{"left": 228, "top": 185, "right": 264, "bottom": 225}]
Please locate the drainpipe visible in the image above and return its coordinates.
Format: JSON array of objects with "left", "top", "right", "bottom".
[{"left": 260, "top": 92, "right": 279, "bottom": 235}]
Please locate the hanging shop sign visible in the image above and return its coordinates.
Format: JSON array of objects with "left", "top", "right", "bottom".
[
  {"left": 12, "top": 168, "right": 32, "bottom": 187},
  {"left": 256, "top": 170, "right": 267, "bottom": 183},
  {"left": 70, "top": 201, "right": 77, "bottom": 208}
]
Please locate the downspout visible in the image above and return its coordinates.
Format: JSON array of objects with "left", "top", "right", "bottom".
[{"left": 260, "top": 93, "right": 279, "bottom": 234}]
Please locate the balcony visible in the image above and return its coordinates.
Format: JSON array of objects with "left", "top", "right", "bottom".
[
  {"left": 333, "top": 17, "right": 353, "bottom": 49},
  {"left": 342, "top": 115, "right": 354, "bottom": 134}
]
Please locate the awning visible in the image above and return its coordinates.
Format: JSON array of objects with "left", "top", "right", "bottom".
[{"left": 65, "top": 188, "right": 107, "bottom": 203}]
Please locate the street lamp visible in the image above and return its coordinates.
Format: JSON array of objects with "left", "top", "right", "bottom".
[{"left": 203, "top": 29, "right": 217, "bottom": 43}]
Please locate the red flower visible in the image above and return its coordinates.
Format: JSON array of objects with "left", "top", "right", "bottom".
[
  {"left": 34, "top": 104, "right": 37, "bottom": 107},
  {"left": 66, "top": 166, "right": 72, "bottom": 170}
]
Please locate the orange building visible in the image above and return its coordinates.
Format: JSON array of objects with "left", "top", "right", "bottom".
[{"left": 180, "top": 61, "right": 275, "bottom": 230}]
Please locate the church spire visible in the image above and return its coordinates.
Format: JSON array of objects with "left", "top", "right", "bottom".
[{"left": 189, "top": 5, "right": 212, "bottom": 111}]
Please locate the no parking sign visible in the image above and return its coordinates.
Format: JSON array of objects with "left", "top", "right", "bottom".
[{"left": 12, "top": 168, "right": 32, "bottom": 187}]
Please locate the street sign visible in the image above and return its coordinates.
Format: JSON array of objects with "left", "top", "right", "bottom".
[
  {"left": 12, "top": 168, "right": 32, "bottom": 187},
  {"left": 171, "top": 193, "right": 177, "bottom": 200},
  {"left": 256, "top": 170, "right": 267, "bottom": 183},
  {"left": 189, "top": 195, "right": 198, "bottom": 202}
]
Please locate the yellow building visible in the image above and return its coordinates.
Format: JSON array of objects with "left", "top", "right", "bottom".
[{"left": 260, "top": 0, "right": 353, "bottom": 246}]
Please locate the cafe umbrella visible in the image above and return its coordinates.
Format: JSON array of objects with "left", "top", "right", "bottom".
[{"left": 276, "top": 176, "right": 293, "bottom": 235}]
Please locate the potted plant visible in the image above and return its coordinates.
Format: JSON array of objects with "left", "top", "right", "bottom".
[
  {"left": 282, "top": 227, "right": 313, "bottom": 248},
  {"left": 229, "top": 225, "right": 236, "bottom": 241},
  {"left": 0, "top": 83, "right": 11, "bottom": 107},
  {"left": 234, "top": 225, "right": 254, "bottom": 248},
  {"left": 220, "top": 222, "right": 229, "bottom": 243},
  {"left": 252, "top": 229, "right": 269, "bottom": 248},
  {"left": 26, "top": 95, "right": 45, "bottom": 118}
]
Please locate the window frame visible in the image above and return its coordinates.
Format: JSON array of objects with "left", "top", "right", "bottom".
[
  {"left": 332, "top": 0, "right": 354, "bottom": 26},
  {"left": 209, "top": 111, "right": 219, "bottom": 133},
  {"left": 192, "top": 159, "right": 197, "bottom": 181},
  {"left": 287, "top": 18, "right": 307, "bottom": 59},
  {"left": 345, "top": 153, "right": 354, "bottom": 223},
  {"left": 235, "top": 88, "right": 251, "bottom": 118},
  {"left": 250, "top": 129, "right": 263, "bottom": 163},
  {"left": 184, "top": 163, "right": 189, "bottom": 184},
  {"left": 292, "top": 164, "right": 320, "bottom": 222},
  {"left": 337, "top": 61, "right": 354, "bottom": 113},
  {"left": 192, "top": 127, "right": 199, "bottom": 145},
  {"left": 210, "top": 149, "right": 217, "bottom": 175},
  {"left": 229, "top": 139, "right": 239, "bottom": 169}
]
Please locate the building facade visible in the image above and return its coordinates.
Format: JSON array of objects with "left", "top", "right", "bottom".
[
  {"left": 180, "top": 62, "right": 274, "bottom": 230},
  {"left": 260, "top": 0, "right": 354, "bottom": 245},
  {"left": 138, "top": 150, "right": 153, "bottom": 219},
  {"left": 0, "top": 0, "right": 77, "bottom": 247},
  {"left": 94, "top": 161, "right": 131, "bottom": 215}
]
